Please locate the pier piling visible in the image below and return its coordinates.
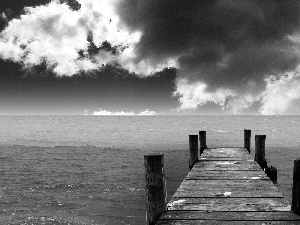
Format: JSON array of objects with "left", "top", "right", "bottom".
[
  {"left": 144, "top": 154, "right": 167, "bottom": 225},
  {"left": 189, "top": 135, "right": 198, "bottom": 170},
  {"left": 255, "top": 135, "right": 267, "bottom": 169},
  {"left": 292, "top": 158, "right": 300, "bottom": 215},
  {"left": 244, "top": 129, "right": 251, "bottom": 153},
  {"left": 266, "top": 165, "right": 277, "bottom": 182},
  {"left": 199, "top": 131, "right": 207, "bottom": 155}
]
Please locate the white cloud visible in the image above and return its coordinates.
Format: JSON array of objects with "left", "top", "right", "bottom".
[
  {"left": 92, "top": 109, "right": 135, "bottom": 116},
  {"left": 173, "top": 78, "right": 235, "bottom": 111},
  {"left": 228, "top": 94, "right": 260, "bottom": 114},
  {"left": 174, "top": 70, "right": 300, "bottom": 115},
  {"left": 260, "top": 71, "right": 300, "bottom": 115},
  {"left": 138, "top": 109, "right": 157, "bottom": 116},
  {"left": 0, "top": 2, "right": 92, "bottom": 75},
  {"left": 0, "top": 0, "right": 178, "bottom": 76},
  {"left": 91, "top": 109, "right": 157, "bottom": 116}
]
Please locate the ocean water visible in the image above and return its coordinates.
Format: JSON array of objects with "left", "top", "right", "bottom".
[{"left": 0, "top": 115, "right": 299, "bottom": 224}]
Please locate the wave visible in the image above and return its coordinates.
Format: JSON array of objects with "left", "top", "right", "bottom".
[{"left": 34, "top": 183, "right": 86, "bottom": 190}]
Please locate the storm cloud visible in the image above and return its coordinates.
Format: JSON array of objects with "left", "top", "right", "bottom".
[{"left": 116, "top": 0, "right": 300, "bottom": 113}]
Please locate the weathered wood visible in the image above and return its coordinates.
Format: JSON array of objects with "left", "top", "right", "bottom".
[
  {"left": 159, "top": 211, "right": 300, "bottom": 221},
  {"left": 292, "top": 158, "right": 300, "bottom": 215},
  {"left": 255, "top": 135, "right": 267, "bottom": 169},
  {"left": 167, "top": 197, "right": 290, "bottom": 211},
  {"left": 203, "top": 147, "right": 248, "bottom": 152},
  {"left": 177, "top": 179, "right": 276, "bottom": 187},
  {"left": 189, "top": 135, "right": 198, "bottom": 170},
  {"left": 266, "top": 165, "right": 277, "bottom": 182},
  {"left": 199, "top": 157, "right": 251, "bottom": 161},
  {"left": 186, "top": 170, "right": 269, "bottom": 180},
  {"left": 244, "top": 129, "right": 251, "bottom": 153},
  {"left": 173, "top": 189, "right": 283, "bottom": 198},
  {"left": 156, "top": 220, "right": 300, "bottom": 225},
  {"left": 201, "top": 148, "right": 253, "bottom": 159},
  {"left": 192, "top": 160, "right": 262, "bottom": 171},
  {"left": 199, "top": 131, "right": 206, "bottom": 155},
  {"left": 144, "top": 154, "right": 167, "bottom": 225},
  {"left": 173, "top": 179, "right": 283, "bottom": 198}
]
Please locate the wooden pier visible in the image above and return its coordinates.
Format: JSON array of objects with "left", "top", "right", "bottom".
[{"left": 144, "top": 131, "right": 300, "bottom": 225}]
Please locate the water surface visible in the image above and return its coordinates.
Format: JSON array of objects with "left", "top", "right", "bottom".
[{"left": 0, "top": 115, "right": 299, "bottom": 224}]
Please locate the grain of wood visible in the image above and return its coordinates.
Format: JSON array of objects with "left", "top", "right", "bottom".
[
  {"left": 186, "top": 170, "right": 269, "bottom": 180},
  {"left": 156, "top": 220, "right": 300, "bottom": 225},
  {"left": 159, "top": 211, "right": 300, "bottom": 220},
  {"left": 167, "top": 198, "right": 290, "bottom": 211},
  {"left": 192, "top": 160, "right": 262, "bottom": 171}
]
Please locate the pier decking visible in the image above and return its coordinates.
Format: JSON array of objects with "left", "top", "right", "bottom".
[{"left": 155, "top": 147, "right": 300, "bottom": 224}]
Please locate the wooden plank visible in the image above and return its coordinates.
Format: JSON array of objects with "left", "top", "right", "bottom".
[
  {"left": 167, "top": 198, "right": 291, "bottom": 211},
  {"left": 173, "top": 179, "right": 283, "bottom": 198},
  {"left": 199, "top": 158, "right": 253, "bottom": 161},
  {"left": 201, "top": 148, "right": 252, "bottom": 159},
  {"left": 201, "top": 152, "right": 252, "bottom": 159},
  {"left": 192, "top": 161, "right": 262, "bottom": 171},
  {"left": 159, "top": 211, "right": 300, "bottom": 221},
  {"left": 156, "top": 220, "right": 300, "bottom": 225},
  {"left": 178, "top": 179, "right": 277, "bottom": 187},
  {"left": 206, "top": 148, "right": 248, "bottom": 151},
  {"left": 186, "top": 170, "right": 269, "bottom": 180},
  {"left": 202, "top": 149, "right": 249, "bottom": 154},
  {"left": 203, "top": 148, "right": 249, "bottom": 152},
  {"left": 173, "top": 189, "right": 283, "bottom": 198}
]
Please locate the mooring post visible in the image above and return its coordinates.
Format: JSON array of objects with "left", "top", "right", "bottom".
[
  {"left": 189, "top": 135, "right": 198, "bottom": 170},
  {"left": 255, "top": 135, "right": 267, "bottom": 169},
  {"left": 199, "top": 131, "right": 207, "bottom": 155},
  {"left": 266, "top": 165, "right": 277, "bottom": 182},
  {"left": 292, "top": 158, "right": 300, "bottom": 215},
  {"left": 244, "top": 129, "right": 251, "bottom": 153},
  {"left": 144, "top": 154, "right": 167, "bottom": 225}
]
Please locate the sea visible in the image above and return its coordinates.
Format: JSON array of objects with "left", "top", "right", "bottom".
[{"left": 0, "top": 115, "right": 299, "bottom": 225}]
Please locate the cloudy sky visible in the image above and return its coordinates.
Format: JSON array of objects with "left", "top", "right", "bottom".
[{"left": 0, "top": 0, "right": 299, "bottom": 115}]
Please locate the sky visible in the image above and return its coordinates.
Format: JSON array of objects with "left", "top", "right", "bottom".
[{"left": 0, "top": 0, "right": 299, "bottom": 115}]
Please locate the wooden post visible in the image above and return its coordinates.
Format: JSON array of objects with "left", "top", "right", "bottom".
[
  {"left": 199, "top": 131, "right": 207, "bottom": 155},
  {"left": 244, "top": 129, "right": 251, "bottom": 153},
  {"left": 292, "top": 158, "right": 300, "bottom": 215},
  {"left": 255, "top": 135, "right": 267, "bottom": 169},
  {"left": 189, "top": 135, "right": 198, "bottom": 170},
  {"left": 144, "top": 154, "right": 167, "bottom": 225},
  {"left": 266, "top": 165, "right": 277, "bottom": 182}
]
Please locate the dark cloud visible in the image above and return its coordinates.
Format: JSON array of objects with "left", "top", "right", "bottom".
[
  {"left": 79, "top": 31, "right": 128, "bottom": 58},
  {"left": 116, "top": 0, "right": 300, "bottom": 92},
  {"left": 59, "top": 0, "right": 81, "bottom": 11}
]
